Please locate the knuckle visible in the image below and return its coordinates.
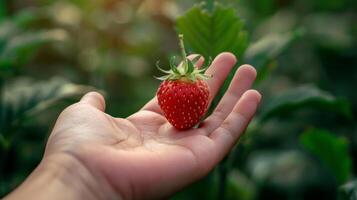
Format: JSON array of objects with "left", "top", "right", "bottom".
[{"left": 60, "top": 103, "right": 89, "bottom": 117}]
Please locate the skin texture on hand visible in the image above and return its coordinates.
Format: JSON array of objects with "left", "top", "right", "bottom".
[{"left": 5, "top": 52, "right": 261, "bottom": 200}]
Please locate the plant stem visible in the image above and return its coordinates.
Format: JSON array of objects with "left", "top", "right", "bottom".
[{"left": 178, "top": 34, "right": 188, "bottom": 73}]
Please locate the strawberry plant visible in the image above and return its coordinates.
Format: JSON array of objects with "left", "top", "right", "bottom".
[{"left": 157, "top": 35, "right": 210, "bottom": 129}]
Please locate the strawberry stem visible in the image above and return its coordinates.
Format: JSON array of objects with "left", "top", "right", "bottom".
[
  {"left": 155, "top": 34, "right": 211, "bottom": 82},
  {"left": 178, "top": 34, "right": 188, "bottom": 73}
]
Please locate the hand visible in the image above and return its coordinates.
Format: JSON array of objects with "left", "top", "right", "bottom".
[{"left": 5, "top": 52, "right": 260, "bottom": 200}]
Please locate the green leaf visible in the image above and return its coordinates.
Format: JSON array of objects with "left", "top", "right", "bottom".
[
  {"left": 339, "top": 180, "right": 357, "bottom": 200},
  {"left": 155, "top": 61, "right": 171, "bottom": 74},
  {"left": 0, "top": 77, "right": 95, "bottom": 138},
  {"left": 300, "top": 129, "right": 352, "bottom": 185},
  {"left": 261, "top": 85, "right": 352, "bottom": 121},
  {"left": 0, "top": 29, "right": 68, "bottom": 67},
  {"left": 243, "top": 29, "right": 303, "bottom": 83},
  {"left": 169, "top": 56, "right": 180, "bottom": 75},
  {"left": 176, "top": 3, "right": 248, "bottom": 60},
  {"left": 154, "top": 75, "right": 171, "bottom": 81},
  {"left": 187, "top": 59, "right": 195, "bottom": 74}
]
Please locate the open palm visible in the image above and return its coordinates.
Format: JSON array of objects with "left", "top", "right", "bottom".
[{"left": 44, "top": 52, "right": 261, "bottom": 200}]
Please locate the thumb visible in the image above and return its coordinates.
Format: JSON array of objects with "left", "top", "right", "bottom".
[{"left": 80, "top": 91, "right": 106, "bottom": 111}]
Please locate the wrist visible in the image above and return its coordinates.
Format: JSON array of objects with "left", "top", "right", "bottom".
[{"left": 5, "top": 153, "right": 117, "bottom": 200}]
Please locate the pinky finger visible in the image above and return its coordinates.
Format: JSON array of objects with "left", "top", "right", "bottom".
[{"left": 209, "top": 90, "right": 261, "bottom": 160}]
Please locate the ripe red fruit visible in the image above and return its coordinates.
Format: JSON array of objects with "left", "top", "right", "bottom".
[
  {"left": 157, "top": 79, "right": 209, "bottom": 129},
  {"left": 156, "top": 34, "right": 211, "bottom": 130}
]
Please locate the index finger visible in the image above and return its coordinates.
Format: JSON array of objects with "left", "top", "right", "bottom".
[{"left": 205, "top": 52, "right": 237, "bottom": 104}]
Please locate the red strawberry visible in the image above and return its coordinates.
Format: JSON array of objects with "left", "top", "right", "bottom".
[{"left": 156, "top": 34, "right": 211, "bottom": 130}]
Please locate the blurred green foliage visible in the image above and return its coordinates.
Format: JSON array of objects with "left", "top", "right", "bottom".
[
  {"left": 0, "top": 0, "right": 356, "bottom": 199},
  {"left": 261, "top": 85, "right": 352, "bottom": 121},
  {"left": 300, "top": 129, "right": 351, "bottom": 185}
]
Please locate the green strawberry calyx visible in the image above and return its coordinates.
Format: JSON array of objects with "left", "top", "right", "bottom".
[{"left": 156, "top": 34, "right": 211, "bottom": 82}]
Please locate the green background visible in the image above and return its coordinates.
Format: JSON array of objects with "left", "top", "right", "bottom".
[{"left": 0, "top": 0, "right": 356, "bottom": 199}]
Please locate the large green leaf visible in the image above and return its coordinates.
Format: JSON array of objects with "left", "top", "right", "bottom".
[
  {"left": 0, "top": 77, "right": 94, "bottom": 147},
  {"left": 243, "top": 30, "right": 303, "bottom": 82},
  {"left": 300, "top": 129, "right": 351, "bottom": 185},
  {"left": 261, "top": 85, "right": 352, "bottom": 121},
  {"left": 176, "top": 2, "right": 248, "bottom": 60}
]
